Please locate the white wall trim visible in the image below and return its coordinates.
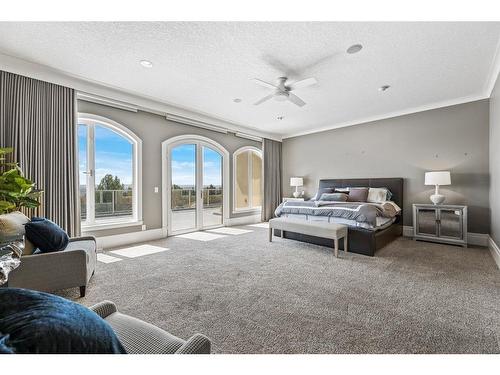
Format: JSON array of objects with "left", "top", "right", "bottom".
[
  {"left": 488, "top": 236, "right": 500, "bottom": 270},
  {"left": 283, "top": 94, "right": 488, "bottom": 139},
  {"left": 403, "top": 225, "right": 489, "bottom": 247},
  {"left": 0, "top": 52, "right": 281, "bottom": 141},
  {"left": 95, "top": 228, "right": 165, "bottom": 251},
  {"left": 226, "top": 213, "right": 262, "bottom": 226}
]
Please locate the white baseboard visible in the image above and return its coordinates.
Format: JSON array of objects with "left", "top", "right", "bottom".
[
  {"left": 226, "top": 213, "right": 262, "bottom": 226},
  {"left": 488, "top": 236, "right": 500, "bottom": 270},
  {"left": 403, "top": 225, "right": 488, "bottom": 247},
  {"left": 95, "top": 228, "right": 165, "bottom": 250}
]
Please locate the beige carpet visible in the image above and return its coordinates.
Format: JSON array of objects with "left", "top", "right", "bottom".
[{"left": 58, "top": 224, "right": 500, "bottom": 353}]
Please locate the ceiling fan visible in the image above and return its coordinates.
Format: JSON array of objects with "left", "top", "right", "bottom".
[{"left": 253, "top": 76, "right": 317, "bottom": 107}]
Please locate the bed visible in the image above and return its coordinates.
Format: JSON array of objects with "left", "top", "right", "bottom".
[{"left": 274, "top": 178, "right": 404, "bottom": 256}]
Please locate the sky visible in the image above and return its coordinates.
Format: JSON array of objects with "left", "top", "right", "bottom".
[
  {"left": 79, "top": 124, "right": 222, "bottom": 189},
  {"left": 171, "top": 144, "right": 222, "bottom": 187}
]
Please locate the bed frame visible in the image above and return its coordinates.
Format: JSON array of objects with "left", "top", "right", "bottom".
[{"left": 280, "top": 178, "right": 404, "bottom": 256}]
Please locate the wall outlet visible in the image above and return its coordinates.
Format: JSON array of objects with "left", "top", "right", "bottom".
[
  {"left": 141, "top": 225, "right": 146, "bottom": 231},
  {"left": 154, "top": 186, "right": 159, "bottom": 193}
]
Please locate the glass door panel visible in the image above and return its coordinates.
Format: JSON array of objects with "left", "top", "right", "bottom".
[
  {"left": 251, "top": 151, "right": 262, "bottom": 208},
  {"left": 170, "top": 144, "right": 197, "bottom": 233},
  {"left": 416, "top": 208, "right": 437, "bottom": 236},
  {"left": 78, "top": 124, "right": 88, "bottom": 222},
  {"left": 94, "top": 124, "right": 134, "bottom": 220},
  {"left": 202, "top": 146, "right": 223, "bottom": 228},
  {"left": 439, "top": 209, "right": 462, "bottom": 239},
  {"left": 235, "top": 151, "right": 249, "bottom": 209}
]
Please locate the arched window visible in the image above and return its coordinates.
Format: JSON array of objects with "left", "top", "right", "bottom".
[
  {"left": 233, "top": 146, "right": 263, "bottom": 212},
  {"left": 78, "top": 114, "right": 142, "bottom": 229}
]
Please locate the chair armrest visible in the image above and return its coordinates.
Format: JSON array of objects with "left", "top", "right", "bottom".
[
  {"left": 175, "top": 333, "right": 211, "bottom": 354},
  {"left": 69, "top": 236, "right": 97, "bottom": 244},
  {"left": 89, "top": 300, "right": 117, "bottom": 319}
]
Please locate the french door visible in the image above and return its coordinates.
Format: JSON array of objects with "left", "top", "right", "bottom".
[{"left": 166, "top": 141, "right": 224, "bottom": 235}]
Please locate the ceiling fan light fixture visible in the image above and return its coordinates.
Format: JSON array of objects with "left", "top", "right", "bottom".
[{"left": 346, "top": 44, "right": 363, "bottom": 54}]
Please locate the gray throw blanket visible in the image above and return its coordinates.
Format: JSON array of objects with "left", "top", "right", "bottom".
[{"left": 274, "top": 200, "right": 399, "bottom": 226}]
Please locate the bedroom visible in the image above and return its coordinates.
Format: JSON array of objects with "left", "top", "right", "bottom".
[{"left": 0, "top": 0, "right": 499, "bottom": 372}]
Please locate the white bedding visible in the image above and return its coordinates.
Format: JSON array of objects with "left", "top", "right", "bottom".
[{"left": 280, "top": 213, "right": 396, "bottom": 231}]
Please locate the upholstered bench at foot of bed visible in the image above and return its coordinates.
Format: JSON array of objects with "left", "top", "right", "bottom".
[{"left": 269, "top": 217, "right": 348, "bottom": 257}]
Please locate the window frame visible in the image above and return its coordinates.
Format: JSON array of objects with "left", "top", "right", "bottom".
[
  {"left": 78, "top": 113, "right": 143, "bottom": 231},
  {"left": 232, "top": 146, "right": 263, "bottom": 214}
]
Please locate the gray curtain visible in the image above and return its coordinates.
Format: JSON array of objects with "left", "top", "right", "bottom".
[
  {"left": 262, "top": 138, "right": 282, "bottom": 221},
  {"left": 0, "top": 70, "right": 80, "bottom": 236}
]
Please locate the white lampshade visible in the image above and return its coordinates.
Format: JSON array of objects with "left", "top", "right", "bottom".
[
  {"left": 290, "top": 177, "right": 303, "bottom": 187},
  {"left": 425, "top": 171, "right": 451, "bottom": 186}
]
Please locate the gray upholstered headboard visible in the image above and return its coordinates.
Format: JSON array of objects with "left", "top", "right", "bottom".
[{"left": 318, "top": 178, "right": 404, "bottom": 222}]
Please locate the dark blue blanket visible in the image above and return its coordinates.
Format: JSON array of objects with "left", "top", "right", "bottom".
[{"left": 0, "top": 288, "right": 125, "bottom": 354}]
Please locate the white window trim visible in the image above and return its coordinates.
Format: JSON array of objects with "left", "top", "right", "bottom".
[
  {"left": 161, "top": 134, "right": 230, "bottom": 236},
  {"left": 232, "top": 146, "right": 263, "bottom": 214},
  {"left": 78, "top": 113, "right": 143, "bottom": 231}
]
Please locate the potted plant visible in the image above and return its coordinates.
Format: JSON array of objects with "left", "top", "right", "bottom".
[
  {"left": 0, "top": 147, "right": 42, "bottom": 215},
  {"left": 0, "top": 147, "right": 42, "bottom": 284}
]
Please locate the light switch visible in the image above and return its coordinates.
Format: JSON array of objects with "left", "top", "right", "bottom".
[{"left": 154, "top": 187, "right": 159, "bottom": 193}]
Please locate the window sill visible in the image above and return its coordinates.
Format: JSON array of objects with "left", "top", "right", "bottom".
[
  {"left": 81, "top": 220, "right": 143, "bottom": 232},
  {"left": 232, "top": 207, "right": 262, "bottom": 215}
]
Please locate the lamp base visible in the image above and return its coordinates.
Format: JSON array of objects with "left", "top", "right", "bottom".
[
  {"left": 293, "top": 191, "right": 301, "bottom": 198},
  {"left": 430, "top": 194, "right": 445, "bottom": 205}
]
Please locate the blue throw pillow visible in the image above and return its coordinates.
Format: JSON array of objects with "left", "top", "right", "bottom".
[
  {"left": 24, "top": 217, "right": 69, "bottom": 253},
  {"left": 0, "top": 288, "right": 126, "bottom": 354}
]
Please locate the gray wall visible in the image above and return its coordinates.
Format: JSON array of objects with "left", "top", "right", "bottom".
[
  {"left": 78, "top": 100, "right": 261, "bottom": 237},
  {"left": 490, "top": 73, "right": 500, "bottom": 244},
  {"left": 282, "top": 100, "right": 490, "bottom": 234}
]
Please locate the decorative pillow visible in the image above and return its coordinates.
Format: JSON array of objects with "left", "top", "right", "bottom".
[
  {"left": 367, "top": 187, "right": 393, "bottom": 203},
  {"left": 319, "top": 192, "right": 349, "bottom": 202},
  {"left": 24, "top": 217, "right": 69, "bottom": 253},
  {"left": 0, "top": 211, "right": 35, "bottom": 255},
  {"left": 311, "top": 187, "right": 334, "bottom": 201},
  {"left": 0, "top": 288, "right": 126, "bottom": 354},
  {"left": 347, "top": 187, "right": 369, "bottom": 202}
]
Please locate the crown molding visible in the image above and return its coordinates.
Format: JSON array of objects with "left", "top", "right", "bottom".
[
  {"left": 282, "top": 94, "right": 488, "bottom": 139},
  {"left": 0, "top": 52, "right": 281, "bottom": 141},
  {"left": 485, "top": 36, "right": 500, "bottom": 97}
]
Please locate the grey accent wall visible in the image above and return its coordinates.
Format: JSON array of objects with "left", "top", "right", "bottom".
[
  {"left": 282, "top": 100, "right": 490, "bottom": 234},
  {"left": 78, "top": 100, "right": 261, "bottom": 237},
  {"left": 490, "top": 73, "right": 500, "bottom": 244}
]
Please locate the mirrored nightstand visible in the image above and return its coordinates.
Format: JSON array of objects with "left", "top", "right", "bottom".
[{"left": 413, "top": 204, "right": 467, "bottom": 247}]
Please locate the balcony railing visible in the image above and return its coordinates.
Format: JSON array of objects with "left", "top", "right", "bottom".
[
  {"left": 80, "top": 188, "right": 223, "bottom": 220},
  {"left": 171, "top": 188, "right": 222, "bottom": 211},
  {"left": 80, "top": 189, "right": 133, "bottom": 220}
]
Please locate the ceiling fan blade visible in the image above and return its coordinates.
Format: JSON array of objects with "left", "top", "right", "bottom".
[
  {"left": 254, "top": 94, "right": 275, "bottom": 105},
  {"left": 253, "top": 78, "right": 279, "bottom": 90},
  {"left": 288, "top": 77, "right": 318, "bottom": 90},
  {"left": 288, "top": 93, "right": 306, "bottom": 107}
]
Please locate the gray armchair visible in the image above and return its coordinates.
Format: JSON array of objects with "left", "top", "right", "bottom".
[
  {"left": 90, "top": 301, "right": 211, "bottom": 354},
  {"left": 8, "top": 236, "right": 97, "bottom": 297}
]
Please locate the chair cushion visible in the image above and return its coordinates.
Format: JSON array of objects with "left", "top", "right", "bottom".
[
  {"left": 0, "top": 211, "right": 35, "bottom": 255},
  {"left": 24, "top": 217, "right": 69, "bottom": 253},
  {"left": 0, "top": 288, "right": 126, "bottom": 354},
  {"left": 104, "top": 311, "right": 185, "bottom": 354}
]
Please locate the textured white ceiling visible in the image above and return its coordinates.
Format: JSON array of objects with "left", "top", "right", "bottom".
[{"left": 0, "top": 22, "right": 499, "bottom": 137}]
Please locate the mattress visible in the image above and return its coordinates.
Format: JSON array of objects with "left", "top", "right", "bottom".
[{"left": 280, "top": 213, "right": 396, "bottom": 231}]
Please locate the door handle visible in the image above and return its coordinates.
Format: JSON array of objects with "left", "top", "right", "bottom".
[{"left": 82, "top": 170, "right": 93, "bottom": 177}]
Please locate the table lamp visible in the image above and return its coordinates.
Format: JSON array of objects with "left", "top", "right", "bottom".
[
  {"left": 425, "top": 171, "right": 451, "bottom": 205},
  {"left": 290, "top": 177, "right": 304, "bottom": 198}
]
